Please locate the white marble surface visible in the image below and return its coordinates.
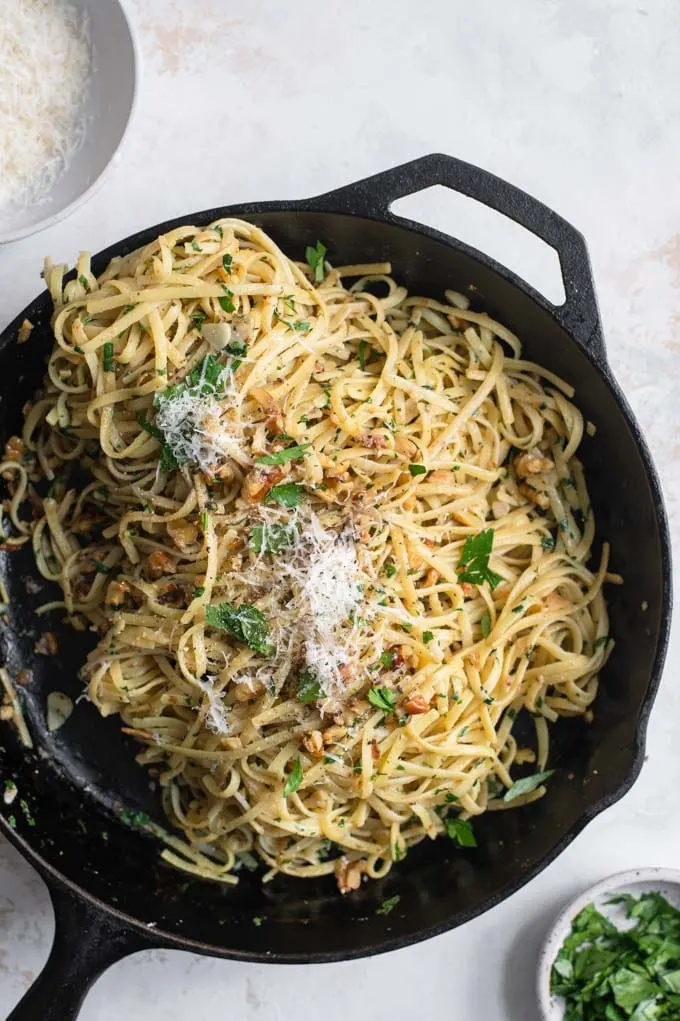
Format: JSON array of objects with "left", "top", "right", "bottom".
[{"left": 1, "top": 1, "right": 680, "bottom": 1017}]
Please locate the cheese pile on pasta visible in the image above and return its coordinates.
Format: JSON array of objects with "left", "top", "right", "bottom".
[{"left": 3, "top": 219, "right": 616, "bottom": 892}]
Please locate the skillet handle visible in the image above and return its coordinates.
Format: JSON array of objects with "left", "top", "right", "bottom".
[
  {"left": 311, "top": 153, "right": 605, "bottom": 359},
  {"left": 6, "top": 881, "right": 154, "bottom": 1021}
]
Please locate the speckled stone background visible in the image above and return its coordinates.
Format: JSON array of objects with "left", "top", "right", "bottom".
[{"left": 1, "top": 1, "right": 679, "bottom": 1018}]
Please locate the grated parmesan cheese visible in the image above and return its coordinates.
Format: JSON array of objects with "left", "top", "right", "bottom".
[
  {"left": 154, "top": 366, "right": 245, "bottom": 470},
  {"left": 0, "top": 0, "right": 91, "bottom": 213},
  {"left": 195, "top": 676, "right": 230, "bottom": 734}
]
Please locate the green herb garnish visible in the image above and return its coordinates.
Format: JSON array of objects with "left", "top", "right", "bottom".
[
  {"left": 380, "top": 650, "right": 397, "bottom": 669},
  {"left": 408, "top": 464, "right": 427, "bottom": 477},
  {"left": 219, "top": 289, "right": 235, "bottom": 313},
  {"left": 445, "top": 817, "right": 477, "bottom": 847},
  {"left": 305, "top": 240, "right": 327, "bottom": 282},
  {"left": 284, "top": 756, "right": 304, "bottom": 796},
  {"left": 367, "top": 686, "right": 397, "bottom": 714},
  {"left": 255, "top": 444, "right": 311, "bottom": 466},
  {"left": 457, "top": 529, "right": 503, "bottom": 591},
  {"left": 541, "top": 534, "right": 555, "bottom": 551},
  {"left": 102, "top": 342, "right": 115, "bottom": 373},
  {"left": 377, "top": 895, "right": 400, "bottom": 916},
  {"left": 503, "top": 770, "right": 554, "bottom": 803},
  {"left": 297, "top": 670, "right": 321, "bottom": 704},
  {"left": 423, "top": 630, "right": 434, "bottom": 643},
  {"left": 265, "top": 483, "right": 304, "bottom": 508},
  {"left": 594, "top": 635, "right": 610, "bottom": 650},
  {"left": 249, "top": 523, "right": 297, "bottom": 554},
  {"left": 384, "top": 561, "right": 397, "bottom": 578},
  {"left": 222, "top": 254, "right": 232, "bottom": 273},
  {"left": 205, "top": 602, "right": 274, "bottom": 656}
]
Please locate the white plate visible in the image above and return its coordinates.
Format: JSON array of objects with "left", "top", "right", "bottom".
[{"left": 537, "top": 867, "right": 680, "bottom": 1020}]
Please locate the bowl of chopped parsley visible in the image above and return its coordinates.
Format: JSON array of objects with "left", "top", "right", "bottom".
[{"left": 539, "top": 869, "right": 680, "bottom": 1020}]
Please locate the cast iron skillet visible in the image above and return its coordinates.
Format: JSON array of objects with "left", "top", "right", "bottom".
[{"left": 0, "top": 154, "right": 672, "bottom": 1020}]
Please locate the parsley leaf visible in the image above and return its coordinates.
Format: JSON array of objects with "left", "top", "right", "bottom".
[
  {"left": 445, "top": 817, "right": 477, "bottom": 847},
  {"left": 265, "top": 483, "right": 304, "bottom": 508},
  {"left": 384, "top": 560, "right": 397, "bottom": 578},
  {"left": 222, "top": 254, "right": 232, "bottom": 273},
  {"left": 219, "top": 289, "right": 235, "bottom": 313},
  {"left": 249, "top": 523, "right": 297, "bottom": 554},
  {"left": 284, "top": 756, "right": 304, "bottom": 796},
  {"left": 503, "top": 770, "right": 554, "bottom": 803},
  {"left": 541, "top": 534, "right": 555, "bottom": 551},
  {"left": 102, "top": 342, "right": 115, "bottom": 373},
  {"left": 377, "top": 895, "right": 400, "bottom": 916},
  {"left": 423, "top": 630, "right": 434, "bottom": 643},
  {"left": 297, "top": 670, "right": 321, "bottom": 704},
  {"left": 367, "top": 686, "right": 397, "bottom": 714},
  {"left": 205, "top": 602, "right": 274, "bottom": 656},
  {"left": 380, "top": 649, "right": 396, "bottom": 669},
  {"left": 457, "top": 529, "right": 503, "bottom": 591},
  {"left": 305, "top": 240, "right": 327, "bottom": 283},
  {"left": 594, "top": 635, "right": 610, "bottom": 650},
  {"left": 408, "top": 464, "right": 427, "bottom": 477},
  {"left": 255, "top": 444, "right": 311, "bottom": 466}
]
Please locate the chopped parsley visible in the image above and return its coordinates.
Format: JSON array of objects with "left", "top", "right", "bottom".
[
  {"left": 265, "top": 483, "right": 304, "bottom": 508},
  {"left": 119, "top": 809, "right": 151, "bottom": 827},
  {"left": 284, "top": 756, "right": 304, "bottom": 796},
  {"left": 445, "top": 817, "right": 477, "bottom": 847},
  {"left": 457, "top": 529, "right": 503, "bottom": 591},
  {"left": 367, "top": 686, "right": 397, "bottom": 714},
  {"left": 297, "top": 670, "right": 321, "bottom": 704},
  {"left": 222, "top": 254, "right": 232, "bottom": 274},
  {"left": 193, "top": 586, "right": 205, "bottom": 598},
  {"left": 358, "top": 340, "right": 376, "bottom": 371},
  {"left": 255, "top": 443, "right": 311, "bottom": 466},
  {"left": 541, "top": 534, "right": 555, "bottom": 551},
  {"left": 408, "top": 464, "right": 427, "bottom": 477},
  {"left": 551, "top": 891, "right": 680, "bottom": 1019},
  {"left": 102, "top": 342, "right": 115, "bottom": 373},
  {"left": 380, "top": 649, "right": 397, "bottom": 669},
  {"left": 594, "top": 635, "right": 610, "bottom": 650},
  {"left": 423, "top": 630, "right": 434, "bottom": 644},
  {"left": 305, "top": 240, "right": 327, "bottom": 282},
  {"left": 205, "top": 602, "right": 274, "bottom": 656},
  {"left": 503, "top": 770, "right": 554, "bottom": 803},
  {"left": 376, "top": 895, "right": 400, "bottom": 916},
  {"left": 384, "top": 560, "right": 397, "bottom": 578},
  {"left": 249, "top": 523, "right": 297, "bottom": 554}
]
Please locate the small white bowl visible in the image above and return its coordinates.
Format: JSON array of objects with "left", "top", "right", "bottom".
[
  {"left": 538, "top": 867, "right": 680, "bottom": 1020},
  {"left": 0, "top": 0, "right": 139, "bottom": 244}
]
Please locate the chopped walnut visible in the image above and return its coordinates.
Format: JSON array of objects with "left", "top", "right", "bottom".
[
  {"left": 17, "top": 319, "right": 34, "bottom": 344},
  {"left": 514, "top": 450, "right": 553, "bottom": 478},
  {"left": 518, "top": 482, "right": 550, "bottom": 510},
  {"left": 322, "top": 724, "right": 347, "bottom": 746},
  {"left": 241, "top": 465, "right": 286, "bottom": 503},
  {"left": 302, "top": 730, "right": 324, "bottom": 758},
  {"left": 403, "top": 693, "right": 429, "bottom": 715},
  {"left": 166, "top": 520, "right": 199, "bottom": 550},
  {"left": 334, "top": 856, "right": 365, "bottom": 894},
  {"left": 3, "top": 436, "right": 24, "bottom": 463},
  {"left": 105, "top": 580, "right": 132, "bottom": 607},
  {"left": 35, "top": 632, "right": 58, "bottom": 656},
  {"left": 359, "top": 432, "right": 387, "bottom": 450},
  {"left": 145, "top": 550, "right": 177, "bottom": 580}
]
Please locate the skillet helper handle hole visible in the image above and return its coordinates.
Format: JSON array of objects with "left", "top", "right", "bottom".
[
  {"left": 314, "top": 153, "right": 606, "bottom": 360},
  {"left": 6, "top": 882, "right": 154, "bottom": 1021}
]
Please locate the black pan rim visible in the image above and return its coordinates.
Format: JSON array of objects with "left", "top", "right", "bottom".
[{"left": 0, "top": 198, "right": 673, "bottom": 964}]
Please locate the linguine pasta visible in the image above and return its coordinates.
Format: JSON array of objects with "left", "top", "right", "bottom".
[{"left": 3, "top": 219, "right": 616, "bottom": 892}]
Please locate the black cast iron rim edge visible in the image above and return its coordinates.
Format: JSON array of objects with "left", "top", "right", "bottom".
[{"left": 0, "top": 197, "right": 673, "bottom": 964}]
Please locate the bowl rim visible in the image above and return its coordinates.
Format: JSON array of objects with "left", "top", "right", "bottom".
[
  {"left": 537, "top": 866, "right": 680, "bottom": 1020},
  {"left": 0, "top": 0, "right": 140, "bottom": 246}
]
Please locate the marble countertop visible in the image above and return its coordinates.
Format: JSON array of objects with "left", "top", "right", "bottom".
[{"left": 2, "top": 1, "right": 679, "bottom": 1018}]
